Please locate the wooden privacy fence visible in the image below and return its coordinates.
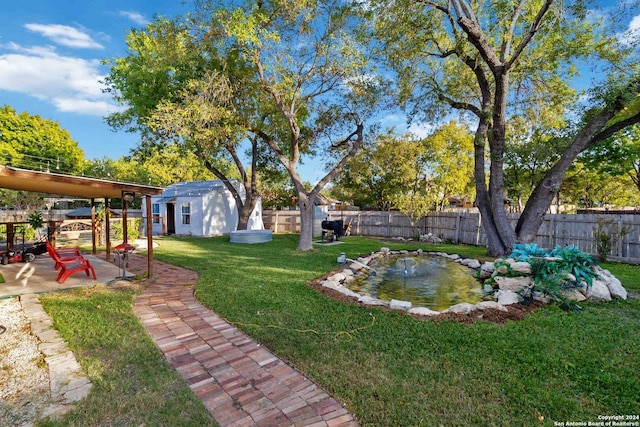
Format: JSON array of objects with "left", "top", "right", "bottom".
[{"left": 262, "top": 210, "right": 640, "bottom": 264}]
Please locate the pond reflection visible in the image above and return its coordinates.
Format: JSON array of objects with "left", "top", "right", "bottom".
[{"left": 348, "top": 255, "right": 483, "bottom": 311}]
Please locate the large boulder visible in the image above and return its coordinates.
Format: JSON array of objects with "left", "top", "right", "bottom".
[
  {"left": 586, "top": 280, "right": 612, "bottom": 302},
  {"left": 494, "top": 276, "right": 532, "bottom": 293},
  {"left": 495, "top": 290, "right": 522, "bottom": 305},
  {"left": 595, "top": 267, "right": 628, "bottom": 300},
  {"left": 510, "top": 262, "right": 532, "bottom": 274}
]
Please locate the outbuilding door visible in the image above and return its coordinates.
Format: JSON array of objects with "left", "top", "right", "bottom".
[{"left": 166, "top": 203, "right": 176, "bottom": 235}]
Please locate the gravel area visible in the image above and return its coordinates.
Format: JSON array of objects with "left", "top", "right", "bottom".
[{"left": 0, "top": 297, "right": 54, "bottom": 426}]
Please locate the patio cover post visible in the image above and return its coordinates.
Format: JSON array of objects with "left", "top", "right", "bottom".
[
  {"left": 122, "top": 193, "right": 129, "bottom": 244},
  {"left": 146, "top": 195, "right": 154, "bottom": 279},
  {"left": 105, "top": 198, "right": 111, "bottom": 261},
  {"left": 91, "top": 198, "right": 97, "bottom": 255}
]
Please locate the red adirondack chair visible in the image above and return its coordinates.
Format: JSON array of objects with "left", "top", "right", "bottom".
[
  {"left": 45, "top": 239, "right": 82, "bottom": 269},
  {"left": 45, "top": 240, "right": 96, "bottom": 284}
]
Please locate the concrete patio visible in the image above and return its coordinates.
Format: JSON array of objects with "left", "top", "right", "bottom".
[{"left": 0, "top": 253, "right": 122, "bottom": 298}]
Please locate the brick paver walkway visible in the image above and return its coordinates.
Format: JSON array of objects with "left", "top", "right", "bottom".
[{"left": 122, "top": 253, "right": 358, "bottom": 427}]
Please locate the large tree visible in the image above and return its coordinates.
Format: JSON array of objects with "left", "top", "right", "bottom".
[
  {"left": 370, "top": 0, "right": 640, "bottom": 256},
  {"left": 83, "top": 145, "right": 220, "bottom": 187},
  {"left": 0, "top": 105, "right": 85, "bottom": 209},
  {"left": 187, "top": 0, "right": 381, "bottom": 250},
  {"left": 333, "top": 132, "right": 424, "bottom": 210},
  {"left": 582, "top": 124, "right": 640, "bottom": 197},
  {"left": 103, "top": 18, "right": 262, "bottom": 230},
  {"left": 0, "top": 105, "right": 84, "bottom": 173},
  {"left": 333, "top": 121, "right": 474, "bottom": 211}
]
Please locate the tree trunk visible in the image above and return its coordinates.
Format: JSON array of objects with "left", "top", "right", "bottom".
[
  {"left": 473, "top": 118, "right": 514, "bottom": 257},
  {"left": 297, "top": 193, "right": 314, "bottom": 251},
  {"left": 236, "top": 196, "right": 258, "bottom": 230}
]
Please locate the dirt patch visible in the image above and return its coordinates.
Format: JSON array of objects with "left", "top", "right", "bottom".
[{"left": 308, "top": 279, "right": 544, "bottom": 324}]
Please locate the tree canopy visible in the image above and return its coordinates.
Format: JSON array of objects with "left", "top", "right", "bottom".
[
  {"left": 204, "top": 0, "right": 383, "bottom": 249},
  {"left": 368, "top": 0, "right": 640, "bottom": 255},
  {"left": 0, "top": 105, "right": 84, "bottom": 174},
  {"left": 103, "top": 16, "right": 264, "bottom": 229}
]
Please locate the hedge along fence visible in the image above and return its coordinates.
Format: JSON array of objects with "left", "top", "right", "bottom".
[{"left": 262, "top": 210, "right": 640, "bottom": 264}]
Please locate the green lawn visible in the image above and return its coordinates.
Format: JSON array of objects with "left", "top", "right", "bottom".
[{"left": 40, "top": 235, "right": 640, "bottom": 426}]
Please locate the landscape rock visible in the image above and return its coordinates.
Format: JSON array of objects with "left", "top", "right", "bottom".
[
  {"left": 358, "top": 295, "right": 389, "bottom": 306},
  {"left": 460, "top": 258, "right": 481, "bottom": 269},
  {"left": 419, "top": 233, "right": 443, "bottom": 244},
  {"left": 494, "top": 276, "right": 532, "bottom": 292},
  {"left": 480, "top": 262, "right": 495, "bottom": 273},
  {"left": 559, "top": 288, "right": 587, "bottom": 302},
  {"left": 478, "top": 269, "right": 493, "bottom": 280},
  {"left": 596, "top": 268, "right": 627, "bottom": 300},
  {"left": 389, "top": 299, "right": 412, "bottom": 310},
  {"left": 586, "top": 280, "right": 612, "bottom": 302},
  {"left": 409, "top": 307, "right": 440, "bottom": 316},
  {"left": 496, "top": 264, "right": 509, "bottom": 274},
  {"left": 473, "top": 301, "right": 508, "bottom": 312},
  {"left": 331, "top": 273, "right": 346, "bottom": 283},
  {"left": 495, "top": 290, "right": 522, "bottom": 305},
  {"left": 510, "top": 262, "right": 532, "bottom": 274},
  {"left": 445, "top": 303, "right": 475, "bottom": 315},
  {"left": 532, "top": 291, "right": 551, "bottom": 304}
]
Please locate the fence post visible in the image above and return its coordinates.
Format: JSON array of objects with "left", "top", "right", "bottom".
[
  {"left": 356, "top": 213, "right": 360, "bottom": 235},
  {"left": 475, "top": 214, "right": 482, "bottom": 246},
  {"left": 387, "top": 211, "right": 392, "bottom": 238},
  {"left": 618, "top": 218, "right": 624, "bottom": 257},
  {"left": 454, "top": 211, "right": 461, "bottom": 244}
]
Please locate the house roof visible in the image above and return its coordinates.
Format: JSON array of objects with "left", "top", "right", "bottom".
[
  {"left": 0, "top": 165, "right": 163, "bottom": 199},
  {"left": 65, "top": 207, "right": 121, "bottom": 218},
  {"left": 156, "top": 180, "right": 236, "bottom": 198}
]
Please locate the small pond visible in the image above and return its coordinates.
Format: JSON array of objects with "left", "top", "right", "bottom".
[{"left": 348, "top": 255, "right": 484, "bottom": 311}]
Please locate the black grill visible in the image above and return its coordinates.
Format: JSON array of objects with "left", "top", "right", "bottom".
[{"left": 321, "top": 220, "right": 344, "bottom": 241}]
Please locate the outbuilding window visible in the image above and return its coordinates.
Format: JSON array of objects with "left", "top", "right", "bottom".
[
  {"left": 152, "top": 203, "right": 160, "bottom": 224},
  {"left": 181, "top": 202, "right": 191, "bottom": 225}
]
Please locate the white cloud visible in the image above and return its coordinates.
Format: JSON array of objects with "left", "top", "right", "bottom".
[
  {"left": 628, "top": 14, "right": 640, "bottom": 32},
  {"left": 118, "top": 11, "right": 149, "bottom": 26},
  {"left": 24, "top": 23, "right": 104, "bottom": 49},
  {"left": 406, "top": 122, "right": 435, "bottom": 138},
  {"left": 0, "top": 43, "right": 118, "bottom": 116},
  {"left": 617, "top": 13, "right": 640, "bottom": 45},
  {"left": 53, "top": 98, "right": 118, "bottom": 115}
]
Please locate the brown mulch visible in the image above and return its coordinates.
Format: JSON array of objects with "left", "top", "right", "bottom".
[{"left": 307, "top": 279, "right": 544, "bottom": 325}]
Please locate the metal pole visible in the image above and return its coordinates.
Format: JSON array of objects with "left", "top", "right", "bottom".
[{"left": 146, "top": 195, "right": 154, "bottom": 279}]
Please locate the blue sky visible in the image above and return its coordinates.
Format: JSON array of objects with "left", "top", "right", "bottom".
[
  {"left": 0, "top": 1, "right": 638, "bottom": 184},
  {"left": 0, "top": 1, "right": 189, "bottom": 163}
]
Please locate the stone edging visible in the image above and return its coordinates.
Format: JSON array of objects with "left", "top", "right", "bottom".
[
  {"left": 20, "top": 294, "right": 93, "bottom": 419},
  {"left": 317, "top": 248, "right": 629, "bottom": 317}
]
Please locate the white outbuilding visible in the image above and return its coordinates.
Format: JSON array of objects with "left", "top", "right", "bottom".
[{"left": 145, "top": 180, "right": 263, "bottom": 236}]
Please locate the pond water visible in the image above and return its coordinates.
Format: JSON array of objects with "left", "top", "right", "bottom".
[{"left": 348, "top": 255, "right": 484, "bottom": 311}]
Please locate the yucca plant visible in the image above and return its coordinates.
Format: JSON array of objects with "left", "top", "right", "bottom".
[
  {"left": 509, "top": 243, "right": 550, "bottom": 261},
  {"left": 550, "top": 245, "right": 599, "bottom": 287}
]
